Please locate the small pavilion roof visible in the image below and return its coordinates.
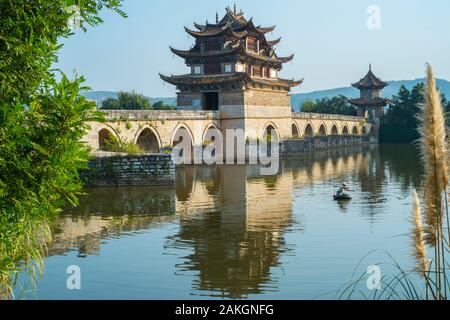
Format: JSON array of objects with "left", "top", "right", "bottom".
[
  {"left": 348, "top": 97, "right": 391, "bottom": 106},
  {"left": 352, "top": 65, "right": 388, "bottom": 89}
]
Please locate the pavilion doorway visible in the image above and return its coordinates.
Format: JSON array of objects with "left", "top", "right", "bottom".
[{"left": 202, "top": 92, "right": 219, "bottom": 111}]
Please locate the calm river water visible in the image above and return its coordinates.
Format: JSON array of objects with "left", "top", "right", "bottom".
[{"left": 18, "top": 144, "right": 424, "bottom": 299}]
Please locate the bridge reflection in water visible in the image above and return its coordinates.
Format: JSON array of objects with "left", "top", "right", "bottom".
[{"left": 46, "top": 144, "right": 421, "bottom": 299}]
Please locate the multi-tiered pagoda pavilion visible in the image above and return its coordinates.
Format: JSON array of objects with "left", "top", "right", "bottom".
[
  {"left": 349, "top": 65, "right": 389, "bottom": 119},
  {"left": 349, "top": 65, "right": 390, "bottom": 138},
  {"left": 160, "top": 7, "right": 302, "bottom": 112}
]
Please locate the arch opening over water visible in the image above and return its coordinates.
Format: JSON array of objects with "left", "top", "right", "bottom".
[
  {"left": 172, "top": 126, "right": 194, "bottom": 163},
  {"left": 292, "top": 123, "right": 299, "bottom": 139},
  {"left": 304, "top": 123, "right": 314, "bottom": 137},
  {"left": 331, "top": 125, "right": 338, "bottom": 135},
  {"left": 318, "top": 124, "right": 327, "bottom": 136},
  {"left": 98, "top": 128, "right": 113, "bottom": 150},
  {"left": 137, "top": 128, "right": 161, "bottom": 153},
  {"left": 262, "top": 124, "right": 280, "bottom": 142},
  {"left": 342, "top": 125, "right": 349, "bottom": 135}
]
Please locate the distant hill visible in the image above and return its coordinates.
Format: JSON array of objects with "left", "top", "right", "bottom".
[
  {"left": 82, "top": 78, "right": 450, "bottom": 111},
  {"left": 81, "top": 91, "right": 176, "bottom": 106},
  {"left": 291, "top": 78, "right": 450, "bottom": 111}
]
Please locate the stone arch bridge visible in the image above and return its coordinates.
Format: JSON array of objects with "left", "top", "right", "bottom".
[{"left": 83, "top": 110, "right": 367, "bottom": 153}]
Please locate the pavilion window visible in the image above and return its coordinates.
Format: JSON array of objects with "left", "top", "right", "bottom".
[
  {"left": 204, "top": 63, "right": 220, "bottom": 75},
  {"left": 253, "top": 65, "right": 262, "bottom": 78},
  {"left": 193, "top": 65, "right": 202, "bottom": 75},
  {"left": 247, "top": 37, "right": 257, "bottom": 53},
  {"left": 235, "top": 63, "right": 244, "bottom": 73},
  {"left": 224, "top": 63, "right": 233, "bottom": 73},
  {"left": 270, "top": 69, "right": 277, "bottom": 78},
  {"left": 246, "top": 64, "right": 252, "bottom": 75}
]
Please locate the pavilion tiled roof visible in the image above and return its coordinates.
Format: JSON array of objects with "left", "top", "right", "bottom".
[
  {"left": 266, "top": 38, "right": 281, "bottom": 46},
  {"left": 250, "top": 76, "right": 303, "bottom": 88},
  {"left": 159, "top": 73, "right": 302, "bottom": 88},
  {"left": 170, "top": 47, "right": 241, "bottom": 59},
  {"left": 159, "top": 73, "right": 246, "bottom": 86},
  {"left": 245, "top": 51, "right": 294, "bottom": 64},
  {"left": 348, "top": 97, "right": 391, "bottom": 106},
  {"left": 184, "top": 24, "right": 247, "bottom": 39},
  {"left": 170, "top": 45, "right": 293, "bottom": 65},
  {"left": 352, "top": 65, "right": 388, "bottom": 89}
]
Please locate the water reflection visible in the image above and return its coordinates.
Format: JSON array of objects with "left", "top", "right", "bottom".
[
  {"left": 168, "top": 166, "right": 294, "bottom": 298},
  {"left": 50, "top": 187, "right": 176, "bottom": 257},
  {"left": 35, "top": 144, "right": 423, "bottom": 299}
]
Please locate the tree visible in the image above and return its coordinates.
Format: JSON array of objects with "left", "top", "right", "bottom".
[
  {"left": 301, "top": 95, "right": 357, "bottom": 116},
  {"left": 101, "top": 91, "right": 152, "bottom": 110},
  {"left": 379, "top": 84, "right": 423, "bottom": 143},
  {"left": 152, "top": 101, "right": 176, "bottom": 110},
  {"left": 101, "top": 97, "right": 121, "bottom": 110},
  {"left": 380, "top": 83, "right": 450, "bottom": 143},
  {"left": 0, "top": 0, "right": 125, "bottom": 297},
  {"left": 300, "top": 100, "right": 314, "bottom": 113}
]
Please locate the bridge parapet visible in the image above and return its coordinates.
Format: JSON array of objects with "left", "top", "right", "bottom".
[
  {"left": 293, "top": 112, "right": 365, "bottom": 122},
  {"left": 102, "top": 110, "right": 220, "bottom": 121}
]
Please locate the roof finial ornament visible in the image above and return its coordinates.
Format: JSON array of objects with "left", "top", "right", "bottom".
[
  {"left": 234, "top": 2, "right": 237, "bottom": 14},
  {"left": 216, "top": 11, "right": 219, "bottom": 24},
  {"left": 369, "top": 63, "right": 372, "bottom": 71}
]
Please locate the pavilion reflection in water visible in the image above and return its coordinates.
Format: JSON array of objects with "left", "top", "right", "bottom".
[
  {"left": 168, "top": 165, "right": 295, "bottom": 298},
  {"left": 47, "top": 145, "right": 421, "bottom": 297}
]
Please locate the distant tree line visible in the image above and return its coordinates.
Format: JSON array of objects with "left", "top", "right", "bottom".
[
  {"left": 101, "top": 91, "right": 176, "bottom": 110},
  {"left": 300, "top": 95, "right": 357, "bottom": 116},
  {"left": 379, "top": 84, "right": 450, "bottom": 143},
  {"left": 299, "top": 85, "right": 450, "bottom": 144}
]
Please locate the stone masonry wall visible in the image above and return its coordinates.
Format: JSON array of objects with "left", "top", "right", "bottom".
[
  {"left": 282, "top": 135, "right": 366, "bottom": 156},
  {"left": 81, "top": 154, "right": 175, "bottom": 187},
  {"left": 244, "top": 89, "right": 290, "bottom": 107}
]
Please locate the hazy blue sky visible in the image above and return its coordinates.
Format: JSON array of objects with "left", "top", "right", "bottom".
[{"left": 57, "top": 0, "right": 450, "bottom": 97}]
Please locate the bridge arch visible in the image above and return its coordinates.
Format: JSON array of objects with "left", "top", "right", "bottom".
[
  {"left": 331, "top": 123, "right": 339, "bottom": 135},
  {"left": 171, "top": 123, "right": 195, "bottom": 147},
  {"left": 291, "top": 122, "right": 300, "bottom": 138},
  {"left": 171, "top": 123, "right": 195, "bottom": 164},
  {"left": 98, "top": 127, "right": 116, "bottom": 151},
  {"left": 136, "top": 126, "right": 161, "bottom": 153},
  {"left": 202, "top": 123, "right": 223, "bottom": 144},
  {"left": 304, "top": 122, "right": 314, "bottom": 137},
  {"left": 261, "top": 122, "right": 280, "bottom": 142},
  {"left": 202, "top": 123, "right": 223, "bottom": 161},
  {"left": 318, "top": 123, "right": 327, "bottom": 136},
  {"left": 342, "top": 124, "right": 349, "bottom": 135},
  {"left": 360, "top": 125, "right": 365, "bottom": 135}
]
